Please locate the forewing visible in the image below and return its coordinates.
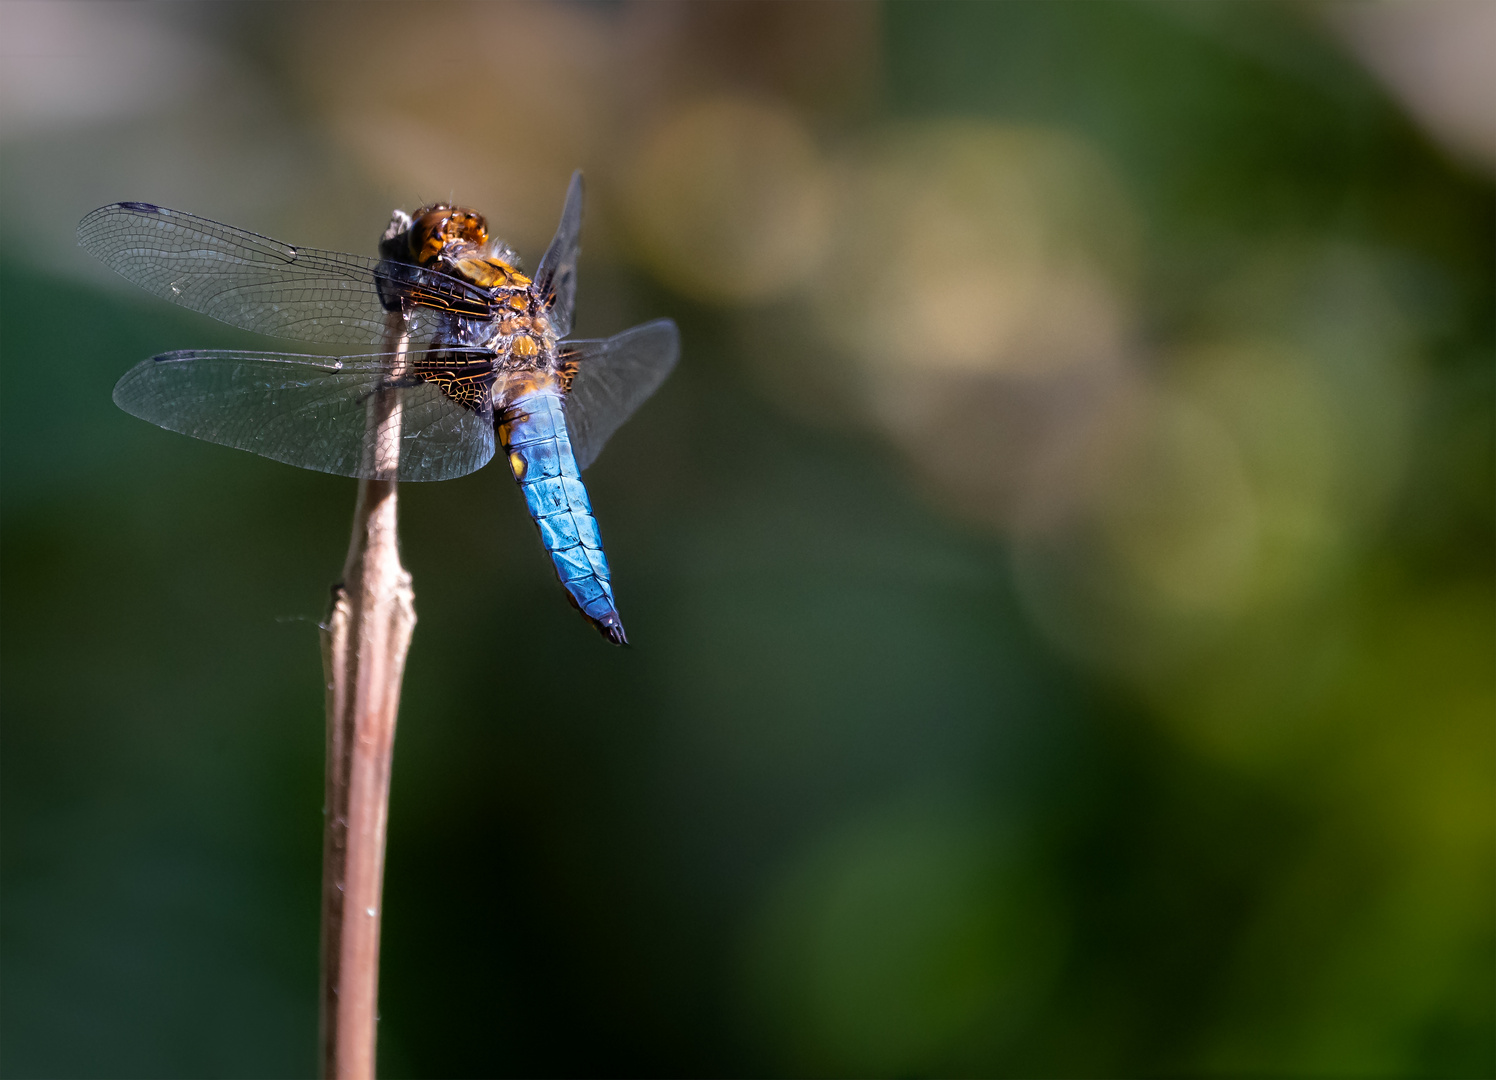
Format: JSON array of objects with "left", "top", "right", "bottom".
[
  {"left": 562, "top": 319, "right": 680, "bottom": 470},
  {"left": 114, "top": 349, "right": 496, "bottom": 481},
  {"left": 534, "top": 172, "right": 584, "bottom": 338},
  {"left": 78, "top": 203, "right": 498, "bottom": 346}
]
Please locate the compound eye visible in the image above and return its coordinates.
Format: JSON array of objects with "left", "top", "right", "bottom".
[
  {"left": 410, "top": 208, "right": 454, "bottom": 263},
  {"left": 447, "top": 210, "right": 487, "bottom": 245}
]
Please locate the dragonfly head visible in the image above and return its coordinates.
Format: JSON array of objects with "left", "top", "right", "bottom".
[
  {"left": 383, "top": 203, "right": 489, "bottom": 267},
  {"left": 382, "top": 203, "right": 528, "bottom": 289}
]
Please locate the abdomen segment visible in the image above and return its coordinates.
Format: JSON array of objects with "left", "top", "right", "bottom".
[{"left": 500, "top": 388, "right": 627, "bottom": 644}]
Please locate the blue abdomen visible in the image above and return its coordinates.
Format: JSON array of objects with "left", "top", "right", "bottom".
[{"left": 500, "top": 388, "right": 626, "bottom": 644}]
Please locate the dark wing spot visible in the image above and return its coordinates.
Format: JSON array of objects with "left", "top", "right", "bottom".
[{"left": 117, "top": 201, "right": 164, "bottom": 213}]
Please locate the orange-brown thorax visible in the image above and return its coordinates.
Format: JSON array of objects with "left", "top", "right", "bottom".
[{"left": 390, "top": 202, "right": 564, "bottom": 415}]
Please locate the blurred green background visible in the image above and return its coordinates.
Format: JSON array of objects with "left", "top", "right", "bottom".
[{"left": 1, "top": 2, "right": 1491, "bottom": 1076}]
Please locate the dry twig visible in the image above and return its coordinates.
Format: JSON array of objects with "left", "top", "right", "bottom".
[{"left": 318, "top": 324, "right": 416, "bottom": 1079}]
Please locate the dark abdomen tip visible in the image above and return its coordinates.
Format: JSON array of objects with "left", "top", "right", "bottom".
[{"left": 595, "top": 612, "right": 628, "bottom": 646}]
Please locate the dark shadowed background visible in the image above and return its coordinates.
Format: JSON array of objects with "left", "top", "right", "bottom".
[{"left": 1, "top": 2, "right": 1492, "bottom": 1076}]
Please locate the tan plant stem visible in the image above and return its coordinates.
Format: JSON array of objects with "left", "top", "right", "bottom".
[{"left": 319, "top": 325, "right": 415, "bottom": 1079}]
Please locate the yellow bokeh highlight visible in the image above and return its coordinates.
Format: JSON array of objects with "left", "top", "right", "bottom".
[
  {"left": 624, "top": 96, "right": 831, "bottom": 303},
  {"left": 812, "top": 121, "right": 1137, "bottom": 380}
]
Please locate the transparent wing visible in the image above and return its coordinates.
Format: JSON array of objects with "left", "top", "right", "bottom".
[
  {"left": 78, "top": 202, "right": 500, "bottom": 346},
  {"left": 534, "top": 171, "right": 583, "bottom": 338},
  {"left": 561, "top": 319, "right": 680, "bottom": 470},
  {"left": 114, "top": 349, "right": 496, "bottom": 482}
]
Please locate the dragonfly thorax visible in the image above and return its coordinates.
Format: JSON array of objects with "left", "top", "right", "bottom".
[{"left": 380, "top": 203, "right": 562, "bottom": 415}]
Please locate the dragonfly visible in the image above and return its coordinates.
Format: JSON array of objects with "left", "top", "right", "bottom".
[{"left": 78, "top": 173, "right": 678, "bottom": 644}]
